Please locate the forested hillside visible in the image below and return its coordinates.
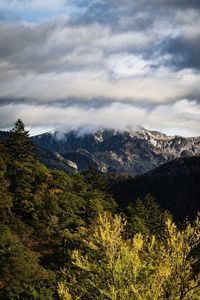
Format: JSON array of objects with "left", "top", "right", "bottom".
[
  {"left": 0, "top": 120, "right": 199, "bottom": 299},
  {"left": 111, "top": 156, "right": 200, "bottom": 223}
]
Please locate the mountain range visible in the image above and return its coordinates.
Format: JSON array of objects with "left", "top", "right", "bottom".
[{"left": 32, "top": 128, "right": 200, "bottom": 176}]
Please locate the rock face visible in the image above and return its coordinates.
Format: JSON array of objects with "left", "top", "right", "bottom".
[
  {"left": 32, "top": 128, "right": 200, "bottom": 175},
  {"left": 36, "top": 148, "right": 76, "bottom": 174}
]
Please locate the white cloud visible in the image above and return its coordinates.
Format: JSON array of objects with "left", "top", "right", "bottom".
[
  {"left": 1, "top": 99, "right": 200, "bottom": 137},
  {"left": 107, "top": 54, "right": 151, "bottom": 77},
  {"left": 1, "top": 64, "right": 200, "bottom": 104}
]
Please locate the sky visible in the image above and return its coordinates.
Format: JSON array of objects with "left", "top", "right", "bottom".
[{"left": 0, "top": 0, "right": 200, "bottom": 136}]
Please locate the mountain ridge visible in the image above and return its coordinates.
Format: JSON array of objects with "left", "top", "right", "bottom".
[
  {"left": 32, "top": 127, "right": 200, "bottom": 175},
  {"left": 111, "top": 155, "right": 200, "bottom": 222}
]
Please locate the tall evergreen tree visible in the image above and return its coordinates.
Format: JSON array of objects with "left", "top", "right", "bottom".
[
  {"left": 6, "top": 120, "right": 38, "bottom": 217},
  {"left": 7, "top": 119, "right": 36, "bottom": 161}
]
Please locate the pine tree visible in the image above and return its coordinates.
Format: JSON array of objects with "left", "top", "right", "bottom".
[
  {"left": 7, "top": 119, "right": 36, "bottom": 161},
  {"left": 6, "top": 120, "right": 38, "bottom": 217}
]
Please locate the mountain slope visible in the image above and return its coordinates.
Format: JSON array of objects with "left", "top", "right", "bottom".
[
  {"left": 33, "top": 128, "right": 200, "bottom": 175},
  {"left": 0, "top": 131, "right": 76, "bottom": 174},
  {"left": 111, "top": 156, "right": 200, "bottom": 222}
]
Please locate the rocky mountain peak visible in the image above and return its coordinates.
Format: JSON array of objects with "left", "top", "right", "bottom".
[{"left": 32, "top": 127, "right": 200, "bottom": 176}]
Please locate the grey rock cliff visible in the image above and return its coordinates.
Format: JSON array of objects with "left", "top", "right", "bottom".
[{"left": 33, "top": 128, "right": 200, "bottom": 175}]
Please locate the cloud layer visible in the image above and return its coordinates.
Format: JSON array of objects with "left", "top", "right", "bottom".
[{"left": 0, "top": 0, "right": 200, "bottom": 136}]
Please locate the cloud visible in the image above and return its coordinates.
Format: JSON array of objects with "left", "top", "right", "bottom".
[
  {"left": 0, "top": 0, "right": 200, "bottom": 136},
  {"left": 1, "top": 65, "right": 200, "bottom": 104},
  {"left": 0, "top": 19, "right": 200, "bottom": 104},
  {"left": 151, "top": 0, "right": 200, "bottom": 9},
  {"left": 1, "top": 100, "right": 200, "bottom": 137},
  {"left": 164, "top": 33, "right": 200, "bottom": 70},
  {"left": 0, "top": 20, "right": 154, "bottom": 75},
  {"left": 71, "top": 0, "right": 200, "bottom": 31}
]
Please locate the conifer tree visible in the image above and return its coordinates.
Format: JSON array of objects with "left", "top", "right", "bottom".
[
  {"left": 7, "top": 119, "right": 36, "bottom": 161},
  {"left": 6, "top": 120, "right": 38, "bottom": 217}
]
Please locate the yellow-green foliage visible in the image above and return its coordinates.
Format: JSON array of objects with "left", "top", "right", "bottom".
[
  {"left": 59, "top": 212, "right": 200, "bottom": 300},
  {"left": 58, "top": 283, "right": 72, "bottom": 300}
]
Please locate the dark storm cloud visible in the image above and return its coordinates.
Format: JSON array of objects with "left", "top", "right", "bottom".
[
  {"left": 70, "top": 1, "right": 155, "bottom": 32},
  {"left": 0, "top": 96, "right": 162, "bottom": 111},
  {"left": 163, "top": 34, "right": 200, "bottom": 70},
  {"left": 71, "top": 0, "right": 200, "bottom": 28},
  {"left": 151, "top": 0, "right": 200, "bottom": 9}
]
